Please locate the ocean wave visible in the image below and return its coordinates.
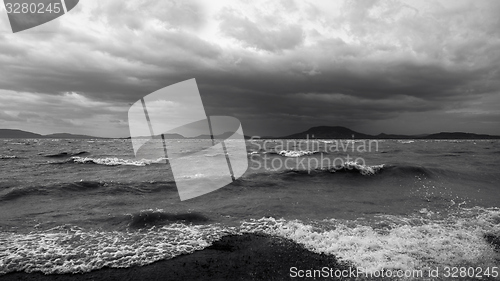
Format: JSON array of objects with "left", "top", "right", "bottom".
[
  {"left": 450, "top": 150, "right": 471, "bottom": 154},
  {"left": 277, "top": 150, "right": 318, "bottom": 157},
  {"left": 8, "top": 142, "right": 26, "bottom": 145},
  {"left": 0, "top": 181, "right": 176, "bottom": 201},
  {"left": 241, "top": 207, "right": 500, "bottom": 274},
  {"left": 383, "top": 165, "right": 433, "bottom": 178},
  {"left": 0, "top": 223, "right": 236, "bottom": 275},
  {"left": 61, "top": 181, "right": 108, "bottom": 191},
  {"left": 278, "top": 161, "right": 385, "bottom": 176},
  {"left": 128, "top": 209, "right": 210, "bottom": 229},
  {"left": 330, "top": 161, "right": 384, "bottom": 175},
  {"left": 1, "top": 208, "right": 498, "bottom": 276},
  {"left": 442, "top": 153, "right": 461, "bottom": 157},
  {"left": 0, "top": 186, "right": 49, "bottom": 201},
  {"left": 66, "top": 157, "right": 167, "bottom": 166},
  {"left": 44, "top": 151, "right": 89, "bottom": 158},
  {"left": 240, "top": 162, "right": 455, "bottom": 189},
  {"left": 0, "top": 155, "right": 17, "bottom": 159}
]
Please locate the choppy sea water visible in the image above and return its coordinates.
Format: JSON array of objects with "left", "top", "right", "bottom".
[{"left": 0, "top": 138, "right": 499, "bottom": 278}]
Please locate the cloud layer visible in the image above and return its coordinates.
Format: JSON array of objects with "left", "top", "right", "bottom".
[{"left": 1, "top": 0, "right": 499, "bottom": 137}]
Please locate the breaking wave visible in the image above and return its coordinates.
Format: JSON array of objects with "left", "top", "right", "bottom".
[
  {"left": 127, "top": 209, "right": 210, "bottom": 229},
  {"left": 241, "top": 207, "right": 500, "bottom": 274},
  {"left": 278, "top": 161, "right": 385, "bottom": 176},
  {"left": 1, "top": 208, "right": 498, "bottom": 276},
  {"left": 0, "top": 181, "right": 175, "bottom": 202},
  {"left": 0, "top": 155, "right": 17, "bottom": 159},
  {"left": 55, "top": 157, "right": 167, "bottom": 166},
  {"left": 0, "top": 223, "right": 235, "bottom": 274},
  {"left": 277, "top": 150, "right": 318, "bottom": 157}
]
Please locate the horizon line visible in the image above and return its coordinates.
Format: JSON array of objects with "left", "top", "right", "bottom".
[{"left": 1, "top": 126, "right": 500, "bottom": 139}]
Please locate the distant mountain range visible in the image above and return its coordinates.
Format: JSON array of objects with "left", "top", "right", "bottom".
[
  {"left": 1, "top": 127, "right": 500, "bottom": 139},
  {"left": 128, "top": 131, "right": 248, "bottom": 140},
  {"left": 0, "top": 129, "right": 103, "bottom": 139},
  {"left": 279, "top": 126, "right": 500, "bottom": 139}
]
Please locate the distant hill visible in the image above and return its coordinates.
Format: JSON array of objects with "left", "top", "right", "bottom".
[
  {"left": 282, "top": 126, "right": 373, "bottom": 139},
  {"left": 126, "top": 133, "right": 186, "bottom": 140},
  {"left": 374, "top": 133, "right": 431, "bottom": 139},
  {"left": 278, "top": 126, "right": 500, "bottom": 139},
  {"left": 45, "top": 133, "right": 102, "bottom": 139},
  {"left": 128, "top": 131, "right": 250, "bottom": 140},
  {"left": 2, "top": 127, "right": 500, "bottom": 140},
  {"left": 423, "top": 132, "right": 500, "bottom": 139},
  {"left": 127, "top": 132, "right": 250, "bottom": 139},
  {"left": 0, "top": 129, "right": 43, "bottom": 138},
  {"left": 0, "top": 129, "right": 101, "bottom": 139},
  {"left": 193, "top": 131, "right": 250, "bottom": 139}
]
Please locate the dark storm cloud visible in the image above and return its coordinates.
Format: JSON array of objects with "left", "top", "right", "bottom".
[
  {"left": 194, "top": 51, "right": 498, "bottom": 123},
  {"left": 0, "top": 0, "right": 217, "bottom": 101}
]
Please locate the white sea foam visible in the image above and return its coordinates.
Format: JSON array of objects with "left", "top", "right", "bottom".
[
  {"left": 241, "top": 207, "right": 500, "bottom": 273},
  {"left": 278, "top": 150, "right": 317, "bottom": 157},
  {"left": 70, "top": 157, "right": 167, "bottom": 166},
  {"left": 1, "top": 208, "right": 498, "bottom": 276},
  {"left": 333, "top": 161, "right": 384, "bottom": 175},
  {"left": 0, "top": 224, "right": 236, "bottom": 274},
  {"left": 0, "top": 155, "right": 17, "bottom": 159}
]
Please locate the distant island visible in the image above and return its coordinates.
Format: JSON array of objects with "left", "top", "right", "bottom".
[
  {"left": 279, "top": 126, "right": 500, "bottom": 140},
  {"left": 127, "top": 131, "right": 249, "bottom": 140},
  {"left": 1, "top": 127, "right": 500, "bottom": 139},
  {"left": 0, "top": 129, "right": 249, "bottom": 140},
  {"left": 0, "top": 129, "right": 103, "bottom": 139}
]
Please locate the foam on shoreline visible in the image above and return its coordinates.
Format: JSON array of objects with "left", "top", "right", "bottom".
[{"left": 1, "top": 207, "right": 498, "bottom": 276}]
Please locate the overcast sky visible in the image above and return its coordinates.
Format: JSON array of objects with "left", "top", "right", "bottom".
[{"left": 1, "top": 0, "right": 499, "bottom": 137}]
